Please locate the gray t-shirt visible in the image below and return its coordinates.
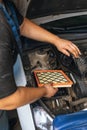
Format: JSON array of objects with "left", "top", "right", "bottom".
[
  {"left": 0, "top": 1, "right": 24, "bottom": 127},
  {"left": 0, "top": 2, "right": 24, "bottom": 99},
  {"left": 11, "top": 0, "right": 30, "bottom": 16}
]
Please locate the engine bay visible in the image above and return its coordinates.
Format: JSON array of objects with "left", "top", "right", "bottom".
[
  {"left": 20, "top": 12, "right": 87, "bottom": 122},
  {"left": 22, "top": 39, "right": 87, "bottom": 118}
]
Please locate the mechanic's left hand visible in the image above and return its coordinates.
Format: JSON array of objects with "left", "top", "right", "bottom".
[{"left": 54, "top": 38, "right": 81, "bottom": 58}]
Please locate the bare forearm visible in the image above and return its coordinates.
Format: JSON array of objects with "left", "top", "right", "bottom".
[
  {"left": 0, "top": 87, "right": 46, "bottom": 110},
  {"left": 20, "top": 18, "right": 59, "bottom": 45}
]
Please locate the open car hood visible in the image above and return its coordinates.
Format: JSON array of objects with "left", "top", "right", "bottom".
[{"left": 27, "top": 0, "right": 87, "bottom": 19}]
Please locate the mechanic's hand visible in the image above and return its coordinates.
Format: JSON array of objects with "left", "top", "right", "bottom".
[
  {"left": 55, "top": 38, "right": 81, "bottom": 58},
  {"left": 43, "top": 84, "right": 58, "bottom": 98}
]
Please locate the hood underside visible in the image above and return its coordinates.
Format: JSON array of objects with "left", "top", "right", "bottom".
[{"left": 27, "top": 0, "right": 87, "bottom": 19}]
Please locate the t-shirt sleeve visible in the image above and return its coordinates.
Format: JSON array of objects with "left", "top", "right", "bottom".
[
  {"left": 12, "top": 2, "right": 24, "bottom": 26},
  {"left": 0, "top": 22, "right": 17, "bottom": 99}
]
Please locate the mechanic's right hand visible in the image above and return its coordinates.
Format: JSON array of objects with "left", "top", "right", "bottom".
[
  {"left": 43, "top": 84, "right": 58, "bottom": 98},
  {"left": 54, "top": 37, "right": 81, "bottom": 58}
]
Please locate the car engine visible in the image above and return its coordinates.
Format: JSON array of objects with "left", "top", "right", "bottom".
[
  {"left": 22, "top": 39, "right": 87, "bottom": 118},
  {"left": 25, "top": 4, "right": 87, "bottom": 129}
]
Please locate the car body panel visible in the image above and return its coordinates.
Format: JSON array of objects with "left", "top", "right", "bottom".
[{"left": 27, "top": 0, "right": 87, "bottom": 19}]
